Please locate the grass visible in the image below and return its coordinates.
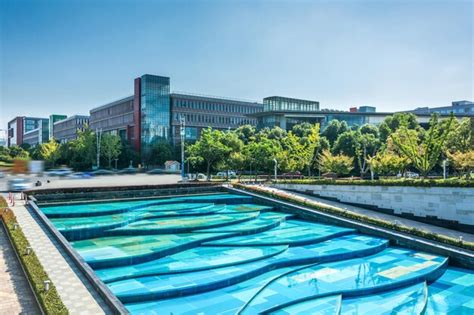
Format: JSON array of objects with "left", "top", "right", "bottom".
[
  {"left": 233, "top": 183, "right": 474, "bottom": 252},
  {"left": 0, "top": 197, "right": 68, "bottom": 314}
]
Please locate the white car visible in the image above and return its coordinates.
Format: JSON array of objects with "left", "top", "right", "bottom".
[
  {"left": 404, "top": 171, "right": 420, "bottom": 179},
  {"left": 216, "top": 171, "right": 237, "bottom": 177},
  {"left": 7, "top": 178, "right": 33, "bottom": 191}
]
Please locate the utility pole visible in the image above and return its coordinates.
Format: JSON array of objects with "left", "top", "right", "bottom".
[
  {"left": 96, "top": 128, "right": 102, "bottom": 169},
  {"left": 180, "top": 116, "right": 186, "bottom": 180}
]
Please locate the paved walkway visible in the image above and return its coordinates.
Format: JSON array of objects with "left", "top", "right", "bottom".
[
  {"left": 0, "top": 223, "right": 41, "bottom": 314},
  {"left": 258, "top": 185, "right": 474, "bottom": 243},
  {"left": 9, "top": 199, "right": 112, "bottom": 314}
]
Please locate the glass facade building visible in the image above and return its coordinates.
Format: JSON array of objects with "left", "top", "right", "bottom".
[
  {"left": 263, "top": 96, "right": 319, "bottom": 112},
  {"left": 139, "top": 75, "right": 171, "bottom": 155}
]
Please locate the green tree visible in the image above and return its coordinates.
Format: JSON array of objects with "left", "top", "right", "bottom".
[
  {"left": 391, "top": 114, "right": 455, "bottom": 177},
  {"left": 186, "top": 128, "right": 230, "bottom": 180},
  {"left": 40, "top": 139, "right": 61, "bottom": 167},
  {"left": 444, "top": 117, "right": 472, "bottom": 153},
  {"left": 278, "top": 132, "right": 305, "bottom": 172},
  {"left": 355, "top": 132, "right": 380, "bottom": 178},
  {"left": 145, "top": 139, "right": 173, "bottom": 167},
  {"left": 218, "top": 131, "right": 244, "bottom": 180},
  {"left": 69, "top": 128, "right": 96, "bottom": 170},
  {"left": 322, "top": 120, "right": 348, "bottom": 145},
  {"left": 247, "top": 137, "right": 281, "bottom": 180},
  {"left": 101, "top": 134, "right": 122, "bottom": 168},
  {"left": 332, "top": 130, "right": 358, "bottom": 157},
  {"left": 234, "top": 125, "right": 256, "bottom": 144},
  {"left": 369, "top": 151, "right": 410, "bottom": 176},
  {"left": 8, "top": 146, "right": 30, "bottom": 160},
  {"left": 447, "top": 150, "right": 474, "bottom": 178},
  {"left": 318, "top": 150, "right": 354, "bottom": 176},
  {"left": 379, "top": 113, "right": 419, "bottom": 142}
]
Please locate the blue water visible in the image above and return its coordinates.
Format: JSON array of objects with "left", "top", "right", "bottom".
[{"left": 39, "top": 193, "right": 474, "bottom": 314}]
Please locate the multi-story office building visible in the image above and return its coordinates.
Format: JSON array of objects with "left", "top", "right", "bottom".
[
  {"left": 408, "top": 100, "right": 474, "bottom": 116},
  {"left": 23, "top": 118, "right": 49, "bottom": 146},
  {"left": 49, "top": 114, "right": 68, "bottom": 139},
  {"left": 53, "top": 115, "right": 90, "bottom": 143},
  {"left": 89, "top": 74, "right": 263, "bottom": 157},
  {"left": 7, "top": 116, "right": 49, "bottom": 147},
  {"left": 89, "top": 96, "right": 134, "bottom": 140},
  {"left": 170, "top": 93, "right": 261, "bottom": 143},
  {"left": 251, "top": 98, "right": 472, "bottom": 131}
]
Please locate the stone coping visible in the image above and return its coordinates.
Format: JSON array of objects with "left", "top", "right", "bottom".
[
  {"left": 225, "top": 186, "right": 474, "bottom": 269},
  {"left": 27, "top": 199, "right": 128, "bottom": 314},
  {"left": 26, "top": 182, "right": 220, "bottom": 196}
]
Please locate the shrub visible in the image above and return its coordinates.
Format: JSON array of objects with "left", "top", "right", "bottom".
[
  {"left": 318, "top": 150, "right": 354, "bottom": 176},
  {"left": 273, "top": 178, "right": 474, "bottom": 188},
  {"left": 0, "top": 197, "right": 68, "bottom": 314}
]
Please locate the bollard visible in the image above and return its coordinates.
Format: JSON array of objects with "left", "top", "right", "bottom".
[
  {"left": 44, "top": 280, "right": 51, "bottom": 291},
  {"left": 13, "top": 223, "right": 18, "bottom": 230},
  {"left": 26, "top": 246, "right": 32, "bottom": 255}
]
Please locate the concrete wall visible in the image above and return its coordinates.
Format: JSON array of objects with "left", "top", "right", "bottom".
[{"left": 273, "top": 183, "right": 474, "bottom": 228}]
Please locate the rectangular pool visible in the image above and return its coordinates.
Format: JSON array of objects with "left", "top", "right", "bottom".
[{"left": 39, "top": 192, "right": 474, "bottom": 314}]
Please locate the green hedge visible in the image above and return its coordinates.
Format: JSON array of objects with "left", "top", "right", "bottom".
[
  {"left": 274, "top": 178, "right": 474, "bottom": 188},
  {"left": 233, "top": 183, "right": 474, "bottom": 252},
  {"left": 0, "top": 197, "right": 68, "bottom": 314}
]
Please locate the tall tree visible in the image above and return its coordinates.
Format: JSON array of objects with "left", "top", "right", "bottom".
[
  {"left": 40, "top": 138, "right": 61, "bottom": 167},
  {"left": 391, "top": 114, "right": 455, "bottom": 177},
  {"left": 322, "top": 120, "right": 348, "bottom": 145},
  {"left": 101, "top": 134, "right": 122, "bottom": 168},
  {"left": 186, "top": 128, "right": 230, "bottom": 180},
  {"left": 379, "top": 113, "right": 419, "bottom": 142}
]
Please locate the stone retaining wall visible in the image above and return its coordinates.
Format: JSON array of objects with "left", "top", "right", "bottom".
[{"left": 273, "top": 183, "right": 474, "bottom": 230}]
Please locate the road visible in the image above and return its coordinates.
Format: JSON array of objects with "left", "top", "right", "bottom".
[{"left": 0, "top": 173, "right": 181, "bottom": 192}]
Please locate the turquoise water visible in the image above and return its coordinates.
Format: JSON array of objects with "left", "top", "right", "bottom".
[{"left": 39, "top": 193, "right": 474, "bottom": 314}]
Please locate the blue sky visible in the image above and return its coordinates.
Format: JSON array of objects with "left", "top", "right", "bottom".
[{"left": 1, "top": 0, "right": 473, "bottom": 129}]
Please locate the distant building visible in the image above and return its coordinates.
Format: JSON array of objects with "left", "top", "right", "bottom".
[
  {"left": 250, "top": 98, "right": 470, "bottom": 131},
  {"left": 0, "top": 129, "right": 7, "bottom": 147},
  {"left": 53, "top": 115, "right": 90, "bottom": 143},
  {"left": 7, "top": 116, "right": 49, "bottom": 147},
  {"left": 49, "top": 114, "right": 68, "bottom": 139},
  {"left": 409, "top": 100, "right": 474, "bottom": 116}
]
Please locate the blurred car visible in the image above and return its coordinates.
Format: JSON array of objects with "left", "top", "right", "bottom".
[
  {"left": 7, "top": 178, "right": 33, "bottom": 191},
  {"left": 47, "top": 168, "right": 73, "bottom": 177},
  {"left": 0, "top": 171, "right": 4, "bottom": 178},
  {"left": 67, "top": 172, "right": 92, "bottom": 179},
  {"left": 91, "top": 169, "right": 116, "bottom": 176},
  {"left": 117, "top": 167, "right": 137, "bottom": 174}
]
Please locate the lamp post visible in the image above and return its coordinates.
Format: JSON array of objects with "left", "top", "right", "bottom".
[
  {"left": 96, "top": 128, "right": 102, "bottom": 169},
  {"left": 180, "top": 116, "right": 186, "bottom": 180},
  {"left": 442, "top": 159, "right": 447, "bottom": 180},
  {"left": 273, "top": 158, "right": 278, "bottom": 181}
]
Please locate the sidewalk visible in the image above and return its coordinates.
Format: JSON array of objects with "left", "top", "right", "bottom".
[
  {"left": 259, "top": 185, "right": 474, "bottom": 243},
  {"left": 0, "top": 223, "right": 41, "bottom": 314},
  {"left": 9, "top": 199, "right": 112, "bottom": 314}
]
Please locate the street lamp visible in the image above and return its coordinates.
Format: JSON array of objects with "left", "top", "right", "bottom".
[
  {"left": 96, "top": 128, "right": 102, "bottom": 169},
  {"left": 180, "top": 116, "right": 186, "bottom": 180},
  {"left": 273, "top": 158, "right": 278, "bottom": 181},
  {"left": 442, "top": 159, "right": 448, "bottom": 180}
]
